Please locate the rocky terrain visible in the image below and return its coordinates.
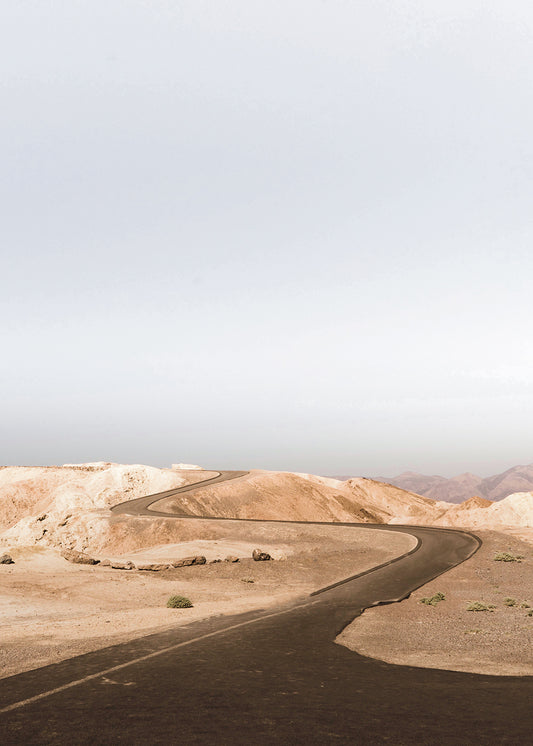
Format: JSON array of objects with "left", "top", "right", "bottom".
[
  {"left": 0, "top": 463, "right": 217, "bottom": 554},
  {"left": 375, "top": 463, "right": 533, "bottom": 503},
  {"left": 0, "top": 464, "right": 532, "bottom": 558}
]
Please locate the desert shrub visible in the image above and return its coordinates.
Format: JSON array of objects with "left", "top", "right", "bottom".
[
  {"left": 467, "top": 601, "right": 496, "bottom": 612},
  {"left": 166, "top": 595, "right": 193, "bottom": 608},
  {"left": 419, "top": 592, "right": 445, "bottom": 606},
  {"left": 493, "top": 552, "right": 524, "bottom": 562},
  {"left": 241, "top": 578, "right": 255, "bottom": 583},
  {"left": 504, "top": 598, "right": 517, "bottom": 607},
  {"left": 527, "top": 610, "right": 533, "bottom": 617},
  {"left": 519, "top": 602, "right": 531, "bottom": 609}
]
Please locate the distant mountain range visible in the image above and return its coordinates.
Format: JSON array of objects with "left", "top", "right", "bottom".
[{"left": 370, "top": 464, "right": 533, "bottom": 503}]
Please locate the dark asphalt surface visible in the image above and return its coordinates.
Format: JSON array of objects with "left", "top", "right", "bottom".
[{"left": 1, "top": 471, "right": 532, "bottom": 744}]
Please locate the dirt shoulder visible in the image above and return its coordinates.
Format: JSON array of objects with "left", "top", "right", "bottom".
[
  {"left": 337, "top": 529, "right": 533, "bottom": 676},
  {"left": 0, "top": 524, "right": 415, "bottom": 680}
]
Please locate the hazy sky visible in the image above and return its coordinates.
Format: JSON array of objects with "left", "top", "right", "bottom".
[{"left": 2, "top": 1, "right": 533, "bottom": 476}]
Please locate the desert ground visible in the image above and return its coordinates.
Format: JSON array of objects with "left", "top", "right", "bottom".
[
  {"left": 337, "top": 530, "right": 533, "bottom": 676},
  {"left": 0, "top": 523, "right": 414, "bottom": 679},
  {"left": 1, "top": 463, "right": 532, "bottom": 680}
]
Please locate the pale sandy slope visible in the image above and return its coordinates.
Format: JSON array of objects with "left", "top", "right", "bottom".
[
  {"left": 0, "top": 464, "right": 217, "bottom": 552},
  {"left": 432, "top": 492, "right": 533, "bottom": 529}
]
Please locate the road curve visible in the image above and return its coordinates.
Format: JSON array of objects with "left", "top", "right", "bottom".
[
  {"left": 109, "top": 469, "right": 478, "bottom": 599},
  {"left": 1, "top": 470, "right": 532, "bottom": 745},
  {"left": 110, "top": 470, "right": 249, "bottom": 518}
]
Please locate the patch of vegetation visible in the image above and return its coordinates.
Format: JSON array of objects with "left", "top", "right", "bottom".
[
  {"left": 419, "top": 592, "right": 445, "bottom": 606},
  {"left": 504, "top": 598, "right": 518, "bottom": 607},
  {"left": 241, "top": 578, "right": 255, "bottom": 583},
  {"left": 527, "top": 609, "right": 533, "bottom": 617},
  {"left": 519, "top": 602, "right": 531, "bottom": 609},
  {"left": 493, "top": 552, "right": 524, "bottom": 562},
  {"left": 166, "top": 595, "right": 193, "bottom": 608},
  {"left": 467, "top": 601, "right": 496, "bottom": 612}
]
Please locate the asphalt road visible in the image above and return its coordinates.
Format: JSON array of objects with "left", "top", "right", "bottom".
[
  {"left": 109, "top": 470, "right": 249, "bottom": 518},
  {"left": 1, "top": 471, "right": 532, "bottom": 744}
]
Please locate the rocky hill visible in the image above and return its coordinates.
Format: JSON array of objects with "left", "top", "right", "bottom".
[
  {"left": 373, "top": 463, "right": 533, "bottom": 503},
  {"left": 0, "top": 464, "right": 531, "bottom": 556}
]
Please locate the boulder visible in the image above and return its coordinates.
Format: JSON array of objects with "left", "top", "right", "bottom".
[
  {"left": 99, "top": 559, "right": 111, "bottom": 566},
  {"left": 225, "top": 555, "right": 239, "bottom": 563},
  {"left": 172, "top": 557, "right": 194, "bottom": 567},
  {"left": 252, "top": 549, "right": 272, "bottom": 562},
  {"left": 0, "top": 553, "right": 14, "bottom": 565},
  {"left": 171, "top": 555, "right": 206, "bottom": 568},
  {"left": 111, "top": 561, "right": 135, "bottom": 570},
  {"left": 61, "top": 549, "right": 99, "bottom": 565},
  {"left": 137, "top": 563, "right": 170, "bottom": 572}
]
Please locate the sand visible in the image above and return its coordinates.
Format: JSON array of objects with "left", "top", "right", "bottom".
[{"left": 337, "top": 529, "right": 533, "bottom": 676}]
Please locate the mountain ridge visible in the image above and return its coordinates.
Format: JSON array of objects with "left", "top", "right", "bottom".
[{"left": 368, "top": 463, "right": 533, "bottom": 503}]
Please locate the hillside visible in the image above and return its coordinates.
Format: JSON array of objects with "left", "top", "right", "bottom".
[
  {"left": 0, "top": 465, "right": 437, "bottom": 554},
  {"left": 432, "top": 491, "right": 533, "bottom": 529},
  {"left": 0, "top": 464, "right": 531, "bottom": 557}
]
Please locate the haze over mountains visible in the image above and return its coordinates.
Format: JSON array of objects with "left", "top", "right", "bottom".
[{"left": 372, "top": 463, "right": 533, "bottom": 503}]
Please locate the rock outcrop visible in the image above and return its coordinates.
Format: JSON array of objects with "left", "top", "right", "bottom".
[
  {"left": 252, "top": 548, "right": 271, "bottom": 561},
  {"left": 61, "top": 549, "right": 99, "bottom": 565},
  {"left": 171, "top": 556, "right": 206, "bottom": 567}
]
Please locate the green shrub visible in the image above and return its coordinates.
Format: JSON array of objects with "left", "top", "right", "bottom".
[
  {"left": 493, "top": 552, "right": 524, "bottom": 562},
  {"left": 166, "top": 595, "right": 193, "bottom": 608},
  {"left": 504, "top": 598, "right": 517, "bottom": 607},
  {"left": 419, "top": 592, "right": 446, "bottom": 606},
  {"left": 467, "top": 601, "right": 496, "bottom": 612}
]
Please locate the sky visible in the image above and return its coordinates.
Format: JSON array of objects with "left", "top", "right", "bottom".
[{"left": 2, "top": 1, "right": 533, "bottom": 477}]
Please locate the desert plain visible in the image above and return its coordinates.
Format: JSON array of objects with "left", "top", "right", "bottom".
[{"left": 0, "top": 462, "right": 532, "bottom": 679}]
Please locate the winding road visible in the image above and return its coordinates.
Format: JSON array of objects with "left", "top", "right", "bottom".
[{"left": 1, "top": 470, "right": 532, "bottom": 744}]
